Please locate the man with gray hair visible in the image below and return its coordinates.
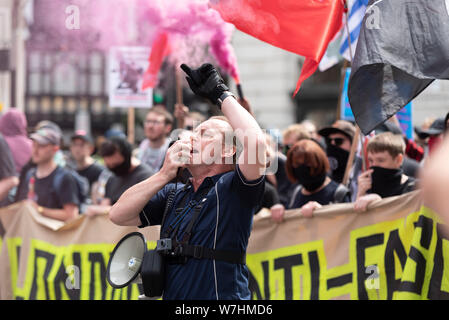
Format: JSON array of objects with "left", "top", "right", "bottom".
[{"left": 109, "top": 63, "right": 266, "bottom": 300}]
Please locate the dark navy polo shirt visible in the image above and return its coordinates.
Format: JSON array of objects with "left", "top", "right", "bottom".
[{"left": 139, "top": 165, "right": 265, "bottom": 300}]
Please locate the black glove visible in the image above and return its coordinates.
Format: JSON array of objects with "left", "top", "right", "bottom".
[{"left": 180, "top": 63, "right": 230, "bottom": 106}]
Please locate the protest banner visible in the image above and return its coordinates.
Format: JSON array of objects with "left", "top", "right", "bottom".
[
  {"left": 248, "top": 191, "right": 448, "bottom": 300},
  {"left": 0, "top": 201, "right": 159, "bottom": 300},
  {"left": 1, "top": 192, "right": 448, "bottom": 300}
]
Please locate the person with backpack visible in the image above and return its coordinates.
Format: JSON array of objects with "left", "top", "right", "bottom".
[
  {"left": 15, "top": 127, "right": 81, "bottom": 222},
  {"left": 69, "top": 130, "right": 106, "bottom": 197},
  {"left": 270, "top": 139, "right": 351, "bottom": 223}
]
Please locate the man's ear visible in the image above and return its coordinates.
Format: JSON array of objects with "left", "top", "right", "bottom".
[
  {"left": 88, "top": 144, "right": 95, "bottom": 155},
  {"left": 165, "top": 124, "right": 173, "bottom": 135},
  {"left": 395, "top": 153, "right": 404, "bottom": 167}
]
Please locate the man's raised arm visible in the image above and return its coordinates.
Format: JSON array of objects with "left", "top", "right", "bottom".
[{"left": 180, "top": 63, "right": 266, "bottom": 181}]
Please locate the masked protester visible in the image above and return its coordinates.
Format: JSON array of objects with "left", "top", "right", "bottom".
[
  {"left": 83, "top": 137, "right": 153, "bottom": 217},
  {"left": 270, "top": 139, "right": 350, "bottom": 223},
  {"left": 318, "top": 120, "right": 363, "bottom": 202},
  {"left": 354, "top": 132, "right": 416, "bottom": 212},
  {"left": 273, "top": 124, "right": 311, "bottom": 207}
]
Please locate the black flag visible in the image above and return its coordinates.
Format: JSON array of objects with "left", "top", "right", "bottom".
[{"left": 348, "top": 0, "right": 449, "bottom": 135}]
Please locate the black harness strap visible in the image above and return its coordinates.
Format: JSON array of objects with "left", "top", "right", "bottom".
[
  {"left": 177, "top": 244, "right": 246, "bottom": 264},
  {"left": 162, "top": 179, "right": 247, "bottom": 265},
  {"left": 160, "top": 183, "right": 189, "bottom": 239},
  {"left": 181, "top": 198, "right": 207, "bottom": 243}
]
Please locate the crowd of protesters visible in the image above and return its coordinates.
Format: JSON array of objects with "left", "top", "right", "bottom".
[{"left": 0, "top": 97, "right": 448, "bottom": 224}]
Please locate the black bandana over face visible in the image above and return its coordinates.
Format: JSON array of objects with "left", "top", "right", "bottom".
[
  {"left": 109, "top": 158, "right": 131, "bottom": 176},
  {"left": 326, "top": 143, "right": 349, "bottom": 183},
  {"left": 293, "top": 165, "right": 327, "bottom": 192},
  {"left": 369, "top": 166, "right": 403, "bottom": 198}
]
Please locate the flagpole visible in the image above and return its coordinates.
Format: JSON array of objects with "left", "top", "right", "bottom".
[
  {"left": 127, "top": 107, "right": 135, "bottom": 145},
  {"left": 176, "top": 65, "right": 183, "bottom": 106},
  {"left": 175, "top": 64, "right": 185, "bottom": 129},
  {"left": 336, "top": 60, "right": 349, "bottom": 121},
  {"left": 342, "top": 0, "right": 366, "bottom": 186}
]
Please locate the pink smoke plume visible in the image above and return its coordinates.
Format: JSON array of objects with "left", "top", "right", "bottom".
[
  {"left": 31, "top": 0, "right": 146, "bottom": 50},
  {"left": 31, "top": 0, "right": 240, "bottom": 81},
  {"left": 137, "top": 0, "right": 240, "bottom": 81}
]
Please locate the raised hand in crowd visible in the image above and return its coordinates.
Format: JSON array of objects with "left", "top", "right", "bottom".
[
  {"left": 354, "top": 169, "right": 381, "bottom": 212},
  {"left": 174, "top": 103, "right": 189, "bottom": 129},
  {"left": 356, "top": 169, "right": 373, "bottom": 199}
]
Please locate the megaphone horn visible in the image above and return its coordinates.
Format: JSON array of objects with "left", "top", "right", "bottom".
[{"left": 106, "top": 232, "right": 147, "bottom": 288}]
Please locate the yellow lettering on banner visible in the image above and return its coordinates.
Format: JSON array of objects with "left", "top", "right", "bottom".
[
  {"left": 7, "top": 237, "right": 23, "bottom": 299},
  {"left": 348, "top": 211, "right": 421, "bottom": 300},
  {"left": 11, "top": 239, "right": 156, "bottom": 300},
  {"left": 247, "top": 241, "right": 326, "bottom": 300},
  {"left": 247, "top": 210, "right": 428, "bottom": 300},
  {"left": 441, "top": 238, "right": 449, "bottom": 293},
  {"left": 393, "top": 207, "right": 442, "bottom": 300}
]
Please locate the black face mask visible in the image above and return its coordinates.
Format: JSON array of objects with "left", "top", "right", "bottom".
[
  {"left": 369, "top": 166, "right": 403, "bottom": 198},
  {"left": 326, "top": 143, "right": 349, "bottom": 183},
  {"left": 293, "top": 165, "right": 327, "bottom": 192},
  {"left": 109, "top": 158, "right": 131, "bottom": 176}
]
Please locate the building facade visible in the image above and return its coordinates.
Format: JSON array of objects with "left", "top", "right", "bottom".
[{"left": 0, "top": 3, "right": 447, "bottom": 137}]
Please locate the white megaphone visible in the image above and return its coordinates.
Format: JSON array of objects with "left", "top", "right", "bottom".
[
  {"left": 106, "top": 232, "right": 165, "bottom": 299},
  {"left": 107, "top": 232, "right": 146, "bottom": 288}
]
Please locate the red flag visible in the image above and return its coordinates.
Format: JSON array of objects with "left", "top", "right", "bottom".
[
  {"left": 210, "top": 0, "right": 344, "bottom": 95},
  {"left": 141, "top": 31, "right": 171, "bottom": 91}
]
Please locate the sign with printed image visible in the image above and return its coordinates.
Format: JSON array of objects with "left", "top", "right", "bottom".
[{"left": 109, "top": 46, "right": 153, "bottom": 108}]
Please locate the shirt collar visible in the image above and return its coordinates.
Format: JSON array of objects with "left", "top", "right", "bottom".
[{"left": 185, "top": 170, "right": 231, "bottom": 193}]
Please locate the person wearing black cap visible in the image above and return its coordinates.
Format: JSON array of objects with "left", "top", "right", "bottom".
[
  {"left": 69, "top": 130, "right": 105, "bottom": 194},
  {"left": 415, "top": 117, "right": 446, "bottom": 156},
  {"left": 15, "top": 127, "right": 80, "bottom": 222},
  {"left": 318, "top": 120, "right": 363, "bottom": 201}
]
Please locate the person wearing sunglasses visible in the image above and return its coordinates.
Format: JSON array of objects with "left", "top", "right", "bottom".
[{"left": 318, "top": 120, "right": 363, "bottom": 201}]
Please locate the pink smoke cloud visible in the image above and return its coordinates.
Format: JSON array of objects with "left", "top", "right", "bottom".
[{"left": 30, "top": 0, "right": 240, "bottom": 80}]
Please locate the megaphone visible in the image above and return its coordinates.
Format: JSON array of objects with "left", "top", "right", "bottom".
[
  {"left": 106, "top": 232, "right": 166, "bottom": 299},
  {"left": 107, "top": 232, "right": 146, "bottom": 288}
]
